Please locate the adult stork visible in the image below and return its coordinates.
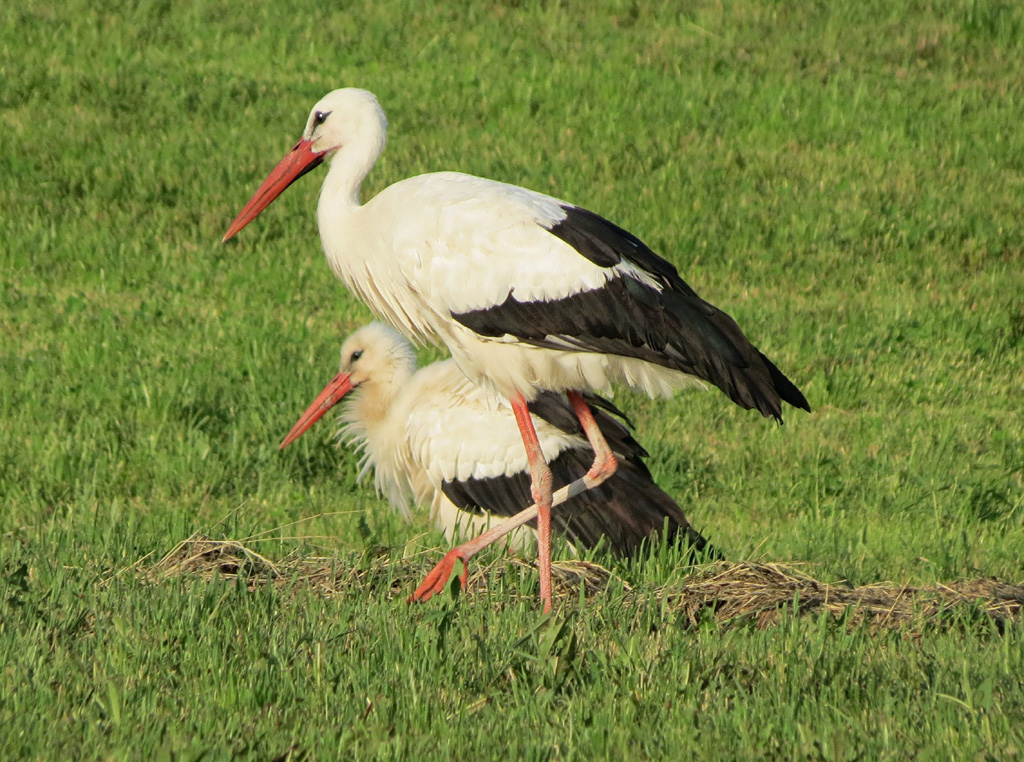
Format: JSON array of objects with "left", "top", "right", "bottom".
[
  {"left": 223, "top": 88, "right": 809, "bottom": 612},
  {"left": 280, "top": 323, "right": 713, "bottom": 601}
]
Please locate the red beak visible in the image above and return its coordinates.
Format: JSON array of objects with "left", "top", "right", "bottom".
[
  {"left": 279, "top": 371, "right": 355, "bottom": 449},
  {"left": 222, "top": 138, "right": 325, "bottom": 243}
]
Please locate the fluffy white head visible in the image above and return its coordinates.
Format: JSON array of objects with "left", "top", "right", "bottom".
[
  {"left": 333, "top": 322, "right": 419, "bottom": 518},
  {"left": 336, "top": 322, "right": 417, "bottom": 428}
]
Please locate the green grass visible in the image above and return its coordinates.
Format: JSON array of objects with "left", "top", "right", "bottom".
[{"left": 2, "top": 0, "right": 1024, "bottom": 758}]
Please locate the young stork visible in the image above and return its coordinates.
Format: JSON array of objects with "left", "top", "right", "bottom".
[
  {"left": 223, "top": 88, "right": 809, "bottom": 611},
  {"left": 280, "top": 323, "right": 712, "bottom": 602}
]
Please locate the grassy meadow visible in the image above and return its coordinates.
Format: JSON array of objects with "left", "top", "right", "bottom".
[{"left": 2, "top": 0, "right": 1024, "bottom": 758}]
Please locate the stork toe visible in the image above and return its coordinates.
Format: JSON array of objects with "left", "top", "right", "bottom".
[{"left": 408, "top": 548, "right": 469, "bottom": 603}]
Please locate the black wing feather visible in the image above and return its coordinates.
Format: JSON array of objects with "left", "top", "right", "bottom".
[
  {"left": 454, "top": 205, "right": 810, "bottom": 419},
  {"left": 441, "top": 390, "right": 713, "bottom": 559},
  {"left": 440, "top": 448, "right": 714, "bottom": 559},
  {"left": 527, "top": 391, "right": 647, "bottom": 463}
]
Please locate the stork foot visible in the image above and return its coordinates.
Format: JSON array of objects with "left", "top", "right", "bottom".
[
  {"left": 408, "top": 548, "right": 470, "bottom": 603},
  {"left": 584, "top": 453, "right": 618, "bottom": 488}
]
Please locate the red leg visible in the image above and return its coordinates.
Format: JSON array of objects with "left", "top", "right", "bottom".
[
  {"left": 567, "top": 391, "right": 618, "bottom": 487},
  {"left": 410, "top": 393, "right": 618, "bottom": 611},
  {"left": 510, "top": 393, "right": 554, "bottom": 613},
  {"left": 408, "top": 502, "right": 541, "bottom": 603},
  {"left": 409, "top": 478, "right": 596, "bottom": 604}
]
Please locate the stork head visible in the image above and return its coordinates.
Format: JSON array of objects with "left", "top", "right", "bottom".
[
  {"left": 279, "top": 323, "right": 415, "bottom": 449},
  {"left": 300, "top": 88, "right": 388, "bottom": 158},
  {"left": 222, "top": 88, "right": 388, "bottom": 243},
  {"left": 337, "top": 322, "right": 414, "bottom": 390}
]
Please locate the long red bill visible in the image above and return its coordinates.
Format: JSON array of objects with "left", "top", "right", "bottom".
[
  {"left": 222, "top": 138, "right": 325, "bottom": 243},
  {"left": 279, "top": 371, "right": 354, "bottom": 449}
]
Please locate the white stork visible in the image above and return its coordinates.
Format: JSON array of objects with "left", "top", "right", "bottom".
[
  {"left": 279, "top": 323, "right": 713, "bottom": 602},
  {"left": 223, "top": 88, "right": 808, "bottom": 612}
]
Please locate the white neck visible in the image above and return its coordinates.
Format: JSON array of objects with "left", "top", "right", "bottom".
[{"left": 319, "top": 129, "right": 386, "bottom": 210}]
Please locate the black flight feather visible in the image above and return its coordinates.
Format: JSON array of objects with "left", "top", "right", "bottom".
[
  {"left": 452, "top": 205, "right": 810, "bottom": 420},
  {"left": 440, "top": 390, "right": 715, "bottom": 559},
  {"left": 440, "top": 448, "right": 713, "bottom": 559}
]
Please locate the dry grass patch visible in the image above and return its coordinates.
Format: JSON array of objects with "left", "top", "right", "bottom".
[
  {"left": 142, "top": 535, "right": 1024, "bottom": 631},
  {"left": 143, "top": 534, "right": 616, "bottom": 602},
  {"left": 658, "top": 561, "right": 1024, "bottom": 632}
]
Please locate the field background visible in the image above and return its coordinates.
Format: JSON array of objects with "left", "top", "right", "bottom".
[{"left": 2, "top": 0, "right": 1023, "bottom": 759}]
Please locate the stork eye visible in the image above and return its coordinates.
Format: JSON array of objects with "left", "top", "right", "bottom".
[
  {"left": 349, "top": 349, "right": 363, "bottom": 363},
  {"left": 312, "top": 110, "right": 330, "bottom": 127}
]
